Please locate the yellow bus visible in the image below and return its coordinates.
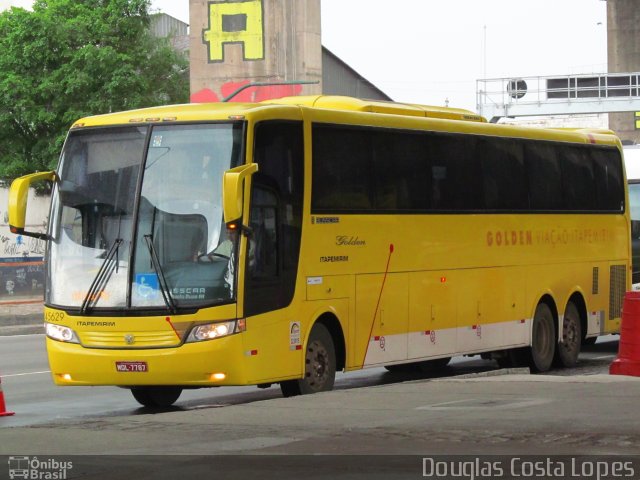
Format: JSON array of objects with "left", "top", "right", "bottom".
[{"left": 9, "top": 96, "right": 629, "bottom": 407}]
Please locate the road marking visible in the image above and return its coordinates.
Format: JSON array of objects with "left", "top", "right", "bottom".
[
  {"left": 0, "top": 334, "right": 45, "bottom": 339},
  {"left": 416, "top": 397, "right": 550, "bottom": 410},
  {"left": 3, "top": 371, "right": 51, "bottom": 378},
  {"left": 189, "top": 404, "right": 230, "bottom": 410}
]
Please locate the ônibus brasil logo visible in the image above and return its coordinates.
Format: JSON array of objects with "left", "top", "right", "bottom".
[{"left": 8, "top": 456, "right": 73, "bottom": 480}]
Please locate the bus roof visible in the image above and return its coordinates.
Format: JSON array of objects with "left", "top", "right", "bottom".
[
  {"left": 260, "top": 95, "right": 487, "bottom": 122},
  {"left": 69, "top": 95, "right": 621, "bottom": 148},
  {"left": 70, "top": 101, "right": 290, "bottom": 128},
  {"left": 71, "top": 95, "right": 487, "bottom": 128}
]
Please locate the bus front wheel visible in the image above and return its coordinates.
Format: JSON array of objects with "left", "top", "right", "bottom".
[
  {"left": 280, "top": 323, "right": 336, "bottom": 397},
  {"left": 527, "top": 303, "right": 556, "bottom": 372},
  {"left": 131, "top": 386, "right": 182, "bottom": 408}
]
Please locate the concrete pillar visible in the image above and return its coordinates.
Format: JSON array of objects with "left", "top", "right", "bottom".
[
  {"left": 189, "top": 0, "right": 322, "bottom": 103},
  {"left": 608, "top": 0, "right": 640, "bottom": 143}
]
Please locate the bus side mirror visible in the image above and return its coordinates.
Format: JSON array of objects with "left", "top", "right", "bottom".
[
  {"left": 222, "top": 163, "right": 259, "bottom": 223},
  {"left": 8, "top": 170, "right": 57, "bottom": 240}
]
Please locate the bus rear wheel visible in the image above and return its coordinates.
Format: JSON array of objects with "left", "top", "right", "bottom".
[
  {"left": 280, "top": 323, "right": 336, "bottom": 397},
  {"left": 131, "top": 386, "right": 182, "bottom": 408},
  {"left": 554, "top": 301, "right": 582, "bottom": 368},
  {"left": 527, "top": 303, "right": 556, "bottom": 372}
]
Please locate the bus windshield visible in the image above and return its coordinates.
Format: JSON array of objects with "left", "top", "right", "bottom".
[{"left": 47, "top": 123, "right": 244, "bottom": 311}]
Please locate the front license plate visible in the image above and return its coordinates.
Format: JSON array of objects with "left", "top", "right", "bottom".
[{"left": 115, "top": 361, "right": 148, "bottom": 373}]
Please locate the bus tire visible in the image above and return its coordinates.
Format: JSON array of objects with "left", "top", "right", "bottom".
[
  {"left": 280, "top": 323, "right": 336, "bottom": 397},
  {"left": 131, "top": 386, "right": 182, "bottom": 408},
  {"left": 554, "top": 301, "right": 582, "bottom": 368},
  {"left": 527, "top": 302, "right": 556, "bottom": 372}
]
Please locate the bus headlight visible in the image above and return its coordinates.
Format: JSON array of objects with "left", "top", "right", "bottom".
[
  {"left": 45, "top": 322, "right": 80, "bottom": 344},
  {"left": 186, "top": 320, "right": 241, "bottom": 342}
]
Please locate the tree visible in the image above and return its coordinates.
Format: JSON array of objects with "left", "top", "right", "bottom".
[{"left": 0, "top": 0, "right": 189, "bottom": 180}]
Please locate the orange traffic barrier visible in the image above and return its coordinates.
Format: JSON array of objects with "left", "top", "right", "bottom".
[
  {"left": 610, "top": 291, "right": 640, "bottom": 377},
  {"left": 0, "top": 375, "right": 15, "bottom": 417}
]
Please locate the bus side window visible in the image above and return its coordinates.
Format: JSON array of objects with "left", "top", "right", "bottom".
[
  {"left": 312, "top": 125, "right": 372, "bottom": 212},
  {"left": 477, "top": 138, "right": 527, "bottom": 211},
  {"left": 561, "top": 147, "right": 596, "bottom": 211},
  {"left": 372, "top": 130, "right": 419, "bottom": 211},
  {"left": 525, "top": 143, "right": 563, "bottom": 211},
  {"left": 593, "top": 149, "right": 624, "bottom": 211},
  {"left": 426, "top": 132, "right": 481, "bottom": 211}
]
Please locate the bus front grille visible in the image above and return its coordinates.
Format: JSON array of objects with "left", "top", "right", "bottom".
[{"left": 80, "top": 331, "right": 181, "bottom": 348}]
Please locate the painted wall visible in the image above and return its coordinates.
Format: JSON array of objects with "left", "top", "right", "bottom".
[
  {"left": 189, "top": 0, "right": 322, "bottom": 103},
  {"left": 0, "top": 187, "right": 49, "bottom": 300}
]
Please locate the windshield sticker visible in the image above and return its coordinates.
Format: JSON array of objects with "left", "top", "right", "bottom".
[
  {"left": 72, "top": 290, "right": 110, "bottom": 302},
  {"left": 171, "top": 287, "right": 206, "bottom": 300},
  {"left": 151, "top": 135, "right": 163, "bottom": 148},
  {"left": 135, "top": 273, "right": 160, "bottom": 300}
]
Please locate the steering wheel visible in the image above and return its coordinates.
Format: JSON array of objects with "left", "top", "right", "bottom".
[{"left": 196, "top": 252, "right": 230, "bottom": 263}]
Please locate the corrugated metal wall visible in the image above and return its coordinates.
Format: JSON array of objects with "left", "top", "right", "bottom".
[
  {"left": 151, "top": 14, "right": 189, "bottom": 53},
  {"left": 151, "top": 13, "right": 188, "bottom": 38}
]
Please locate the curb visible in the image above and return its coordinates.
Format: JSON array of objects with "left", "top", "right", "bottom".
[
  {"left": 0, "top": 299, "right": 43, "bottom": 306},
  {"left": 1, "top": 312, "right": 44, "bottom": 327},
  {"left": 443, "top": 367, "right": 532, "bottom": 379},
  {"left": 0, "top": 324, "right": 44, "bottom": 336},
  {"left": 0, "top": 300, "right": 44, "bottom": 336}
]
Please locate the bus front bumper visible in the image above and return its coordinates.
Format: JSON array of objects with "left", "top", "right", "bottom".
[{"left": 46, "top": 335, "right": 249, "bottom": 387}]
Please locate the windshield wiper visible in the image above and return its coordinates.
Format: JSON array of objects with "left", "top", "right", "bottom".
[
  {"left": 81, "top": 238, "right": 123, "bottom": 314},
  {"left": 143, "top": 234, "right": 178, "bottom": 314}
]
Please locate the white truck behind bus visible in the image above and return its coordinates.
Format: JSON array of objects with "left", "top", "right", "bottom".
[{"left": 625, "top": 145, "right": 640, "bottom": 287}]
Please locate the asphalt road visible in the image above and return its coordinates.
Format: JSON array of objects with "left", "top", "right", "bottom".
[
  {"left": 1, "top": 335, "right": 636, "bottom": 480},
  {"left": 0, "top": 333, "right": 619, "bottom": 428}
]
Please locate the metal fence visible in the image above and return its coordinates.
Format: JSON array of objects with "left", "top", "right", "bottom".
[{"left": 477, "top": 72, "right": 640, "bottom": 122}]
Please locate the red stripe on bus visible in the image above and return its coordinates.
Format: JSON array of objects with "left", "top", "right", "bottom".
[{"left": 363, "top": 244, "right": 395, "bottom": 365}]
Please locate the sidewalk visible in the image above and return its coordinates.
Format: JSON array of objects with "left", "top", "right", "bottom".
[{"left": 0, "top": 298, "right": 44, "bottom": 335}]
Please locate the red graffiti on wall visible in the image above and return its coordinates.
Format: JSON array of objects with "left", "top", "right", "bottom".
[
  {"left": 190, "top": 80, "right": 303, "bottom": 103},
  {"left": 190, "top": 88, "right": 220, "bottom": 103}
]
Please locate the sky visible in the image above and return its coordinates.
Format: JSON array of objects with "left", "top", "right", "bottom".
[
  {"left": 149, "top": 0, "right": 608, "bottom": 112},
  {"left": 1, "top": 0, "right": 608, "bottom": 112}
]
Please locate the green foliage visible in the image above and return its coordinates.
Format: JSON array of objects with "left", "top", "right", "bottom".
[{"left": 0, "top": 0, "right": 189, "bottom": 179}]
